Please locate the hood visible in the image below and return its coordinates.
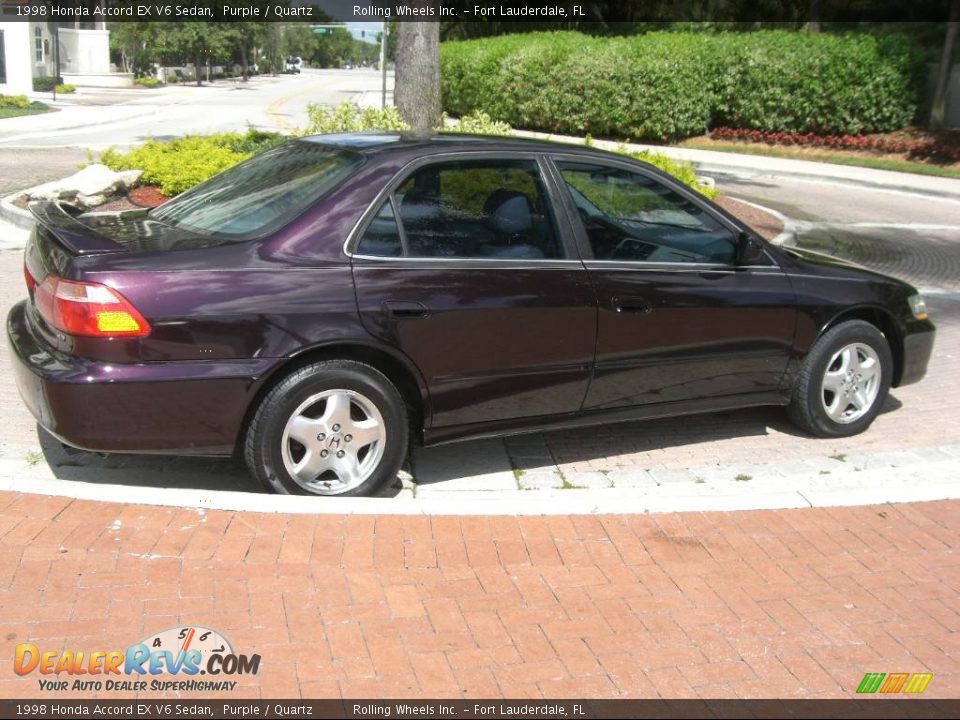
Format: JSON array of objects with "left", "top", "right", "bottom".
[{"left": 780, "top": 243, "right": 913, "bottom": 289}]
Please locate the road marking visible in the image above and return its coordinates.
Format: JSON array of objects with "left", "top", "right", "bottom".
[{"left": 264, "top": 78, "right": 324, "bottom": 132}]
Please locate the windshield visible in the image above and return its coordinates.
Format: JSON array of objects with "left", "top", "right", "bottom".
[{"left": 150, "top": 141, "right": 363, "bottom": 239}]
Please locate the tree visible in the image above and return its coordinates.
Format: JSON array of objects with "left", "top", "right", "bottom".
[
  {"left": 282, "top": 23, "right": 317, "bottom": 62},
  {"left": 395, "top": 19, "right": 440, "bottom": 136},
  {"left": 313, "top": 27, "right": 355, "bottom": 68},
  {"left": 931, "top": 0, "right": 959, "bottom": 130},
  {"left": 109, "top": 22, "right": 159, "bottom": 76},
  {"left": 154, "top": 22, "right": 233, "bottom": 85}
]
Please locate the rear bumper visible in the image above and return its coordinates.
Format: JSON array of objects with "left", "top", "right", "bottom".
[
  {"left": 898, "top": 319, "right": 935, "bottom": 387},
  {"left": 7, "top": 300, "right": 274, "bottom": 455}
]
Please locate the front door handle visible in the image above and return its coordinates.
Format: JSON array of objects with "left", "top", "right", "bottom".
[
  {"left": 383, "top": 300, "right": 431, "bottom": 319},
  {"left": 611, "top": 295, "right": 653, "bottom": 314}
]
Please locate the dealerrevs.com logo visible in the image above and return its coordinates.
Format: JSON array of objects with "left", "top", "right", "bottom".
[{"left": 14, "top": 626, "right": 260, "bottom": 693}]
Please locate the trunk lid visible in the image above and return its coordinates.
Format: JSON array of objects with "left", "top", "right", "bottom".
[{"left": 29, "top": 201, "right": 225, "bottom": 266}]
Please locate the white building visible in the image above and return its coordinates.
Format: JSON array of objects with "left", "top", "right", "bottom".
[{"left": 1, "top": 7, "right": 131, "bottom": 94}]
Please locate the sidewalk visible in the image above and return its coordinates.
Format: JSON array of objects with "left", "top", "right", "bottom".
[
  {"left": 509, "top": 130, "right": 960, "bottom": 201},
  {"left": 0, "top": 492, "right": 956, "bottom": 699}
]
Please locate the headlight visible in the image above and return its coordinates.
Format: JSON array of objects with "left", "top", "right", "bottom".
[{"left": 908, "top": 294, "right": 928, "bottom": 320}]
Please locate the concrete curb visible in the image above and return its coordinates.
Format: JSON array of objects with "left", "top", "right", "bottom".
[
  {"left": 510, "top": 130, "right": 960, "bottom": 202},
  {"left": 1, "top": 463, "right": 957, "bottom": 516},
  {"left": 2, "top": 442, "right": 957, "bottom": 516},
  {"left": 0, "top": 191, "right": 33, "bottom": 231},
  {"left": 725, "top": 197, "right": 797, "bottom": 246}
]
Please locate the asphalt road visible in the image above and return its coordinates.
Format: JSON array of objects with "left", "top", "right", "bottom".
[
  {"left": 0, "top": 68, "right": 388, "bottom": 196},
  {"left": 716, "top": 175, "right": 960, "bottom": 294},
  {"left": 0, "top": 68, "right": 388, "bottom": 151}
]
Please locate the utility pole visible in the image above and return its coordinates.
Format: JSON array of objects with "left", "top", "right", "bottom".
[{"left": 380, "top": 22, "right": 388, "bottom": 108}]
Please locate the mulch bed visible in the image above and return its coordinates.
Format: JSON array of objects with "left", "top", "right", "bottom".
[
  {"left": 715, "top": 196, "right": 784, "bottom": 241},
  {"left": 85, "top": 186, "right": 170, "bottom": 213},
  {"left": 129, "top": 185, "right": 169, "bottom": 207}
]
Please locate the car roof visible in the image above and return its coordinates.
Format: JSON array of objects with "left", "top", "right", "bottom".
[{"left": 298, "top": 131, "right": 625, "bottom": 160}]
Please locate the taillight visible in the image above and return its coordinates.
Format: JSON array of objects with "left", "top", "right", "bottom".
[
  {"left": 24, "top": 264, "right": 37, "bottom": 297},
  {"left": 33, "top": 275, "right": 150, "bottom": 338}
]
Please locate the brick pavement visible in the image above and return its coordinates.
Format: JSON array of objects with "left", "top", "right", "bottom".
[{"left": 0, "top": 493, "right": 957, "bottom": 700}]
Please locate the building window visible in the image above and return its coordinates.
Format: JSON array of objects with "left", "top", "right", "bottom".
[
  {"left": 0, "top": 31, "right": 6, "bottom": 84},
  {"left": 35, "top": 27, "right": 43, "bottom": 63}
]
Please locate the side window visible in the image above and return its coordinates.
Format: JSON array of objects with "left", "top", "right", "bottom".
[
  {"left": 391, "top": 159, "right": 562, "bottom": 259},
  {"left": 356, "top": 199, "right": 403, "bottom": 257},
  {"left": 557, "top": 161, "right": 736, "bottom": 264}
]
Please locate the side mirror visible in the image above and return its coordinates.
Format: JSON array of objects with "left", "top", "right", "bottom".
[{"left": 735, "top": 232, "right": 765, "bottom": 265}]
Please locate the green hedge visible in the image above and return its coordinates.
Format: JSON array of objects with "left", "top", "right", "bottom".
[{"left": 440, "top": 31, "right": 921, "bottom": 140}]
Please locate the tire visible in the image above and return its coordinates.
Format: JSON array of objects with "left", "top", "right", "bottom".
[
  {"left": 788, "top": 320, "right": 893, "bottom": 438},
  {"left": 244, "top": 360, "right": 408, "bottom": 497}
]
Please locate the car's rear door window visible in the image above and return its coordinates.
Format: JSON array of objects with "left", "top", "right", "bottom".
[
  {"left": 356, "top": 198, "right": 404, "bottom": 257},
  {"left": 357, "top": 159, "right": 563, "bottom": 260}
]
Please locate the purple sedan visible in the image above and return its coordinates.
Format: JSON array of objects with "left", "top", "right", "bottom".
[{"left": 7, "top": 133, "right": 934, "bottom": 496}]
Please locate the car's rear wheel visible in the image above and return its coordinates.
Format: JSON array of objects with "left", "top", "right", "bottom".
[
  {"left": 788, "top": 320, "right": 892, "bottom": 437},
  {"left": 244, "top": 360, "right": 408, "bottom": 497}
]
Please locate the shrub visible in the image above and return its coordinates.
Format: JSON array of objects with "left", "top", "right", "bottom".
[
  {"left": 302, "top": 101, "right": 513, "bottom": 137},
  {"left": 135, "top": 76, "right": 164, "bottom": 88},
  {"left": 711, "top": 32, "right": 920, "bottom": 135},
  {"left": 302, "top": 102, "right": 409, "bottom": 134},
  {"left": 32, "top": 77, "right": 57, "bottom": 92},
  {"left": 630, "top": 149, "right": 719, "bottom": 200},
  {"left": 440, "top": 31, "right": 921, "bottom": 141},
  {"left": 442, "top": 110, "right": 512, "bottom": 136},
  {"left": 54, "top": 83, "right": 75, "bottom": 94},
  {"left": 99, "top": 130, "right": 284, "bottom": 196},
  {"left": 0, "top": 94, "right": 31, "bottom": 109}
]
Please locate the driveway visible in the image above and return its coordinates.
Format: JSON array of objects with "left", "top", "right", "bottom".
[{"left": 0, "top": 171, "right": 958, "bottom": 512}]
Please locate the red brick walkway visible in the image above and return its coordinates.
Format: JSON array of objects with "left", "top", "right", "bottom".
[{"left": 0, "top": 493, "right": 957, "bottom": 699}]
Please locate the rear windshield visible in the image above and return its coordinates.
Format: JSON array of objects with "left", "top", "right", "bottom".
[{"left": 150, "top": 141, "right": 363, "bottom": 239}]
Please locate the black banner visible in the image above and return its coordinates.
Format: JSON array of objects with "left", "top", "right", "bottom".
[
  {"left": 2, "top": 699, "right": 960, "bottom": 719},
  {"left": 0, "top": 0, "right": 952, "bottom": 23}
]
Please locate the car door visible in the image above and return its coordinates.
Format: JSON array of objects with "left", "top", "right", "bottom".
[
  {"left": 350, "top": 153, "right": 597, "bottom": 429},
  {"left": 547, "top": 155, "right": 797, "bottom": 411}
]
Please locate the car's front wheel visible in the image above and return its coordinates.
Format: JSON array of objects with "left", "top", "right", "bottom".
[
  {"left": 244, "top": 360, "right": 408, "bottom": 497},
  {"left": 788, "top": 320, "right": 893, "bottom": 437}
]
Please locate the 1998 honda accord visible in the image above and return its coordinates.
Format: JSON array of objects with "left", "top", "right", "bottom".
[{"left": 8, "top": 133, "right": 935, "bottom": 496}]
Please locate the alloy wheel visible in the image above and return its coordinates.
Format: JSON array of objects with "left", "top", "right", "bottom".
[
  {"left": 820, "top": 342, "right": 882, "bottom": 424},
  {"left": 280, "top": 389, "right": 387, "bottom": 495}
]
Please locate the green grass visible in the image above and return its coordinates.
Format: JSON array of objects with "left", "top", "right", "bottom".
[
  {"left": 680, "top": 139, "right": 960, "bottom": 180},
  {"left": 0, "top": 102, "right": 49, "bottom": 119}
]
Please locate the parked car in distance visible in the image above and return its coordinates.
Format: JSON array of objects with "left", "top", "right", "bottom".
[{"left": 8, "top": 134, "right": 935, "bottom": 497}]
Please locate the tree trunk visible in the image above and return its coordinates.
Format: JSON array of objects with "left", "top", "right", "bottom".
[
  {"left": 241, "top": 42, "right": 249, "bottom": 81},
  {"left": 395, "top": 20, "right": 440, "bottom": 137},
  {"left": 931, "top": 0, "right": 959, "bottom": 130},
  {"left": 806, "top": 0, "right": 820, "bottom": 33},
  {"left": 194, "top": 52, "right": 202, "bottom": 86}
]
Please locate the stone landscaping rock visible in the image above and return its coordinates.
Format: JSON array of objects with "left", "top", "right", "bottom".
[{"left": 21, "top": 164, "right": 143, "bottom": 210}]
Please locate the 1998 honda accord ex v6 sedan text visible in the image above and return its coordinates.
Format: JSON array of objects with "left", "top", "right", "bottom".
[{"left": 8, "top": 134, "right": 935, "bottom": 496}]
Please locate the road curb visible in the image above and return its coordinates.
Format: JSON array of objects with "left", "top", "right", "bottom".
[
  {"left": 0, "top": 191, "right": 33, "bottom": 231},
  {"left": 510, "top": 130, "right": 960, "bottom": 202},
  {"left": 2, "top": 442, "right": 957, "bottom": 516}
]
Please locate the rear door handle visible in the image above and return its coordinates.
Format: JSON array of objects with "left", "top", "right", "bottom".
[
  {"left": 383, "top": 300, "right": 431, "bottom": 319},
  {"left": 611, "top": 295, "right": 653, "bottom": 314}
]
